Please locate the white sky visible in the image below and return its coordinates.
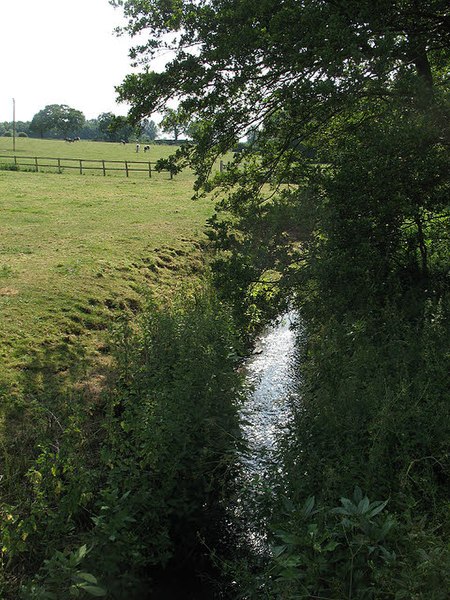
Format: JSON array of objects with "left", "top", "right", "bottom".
[{"left": 0, "top": 0, "right": 159, "bottom": 123}]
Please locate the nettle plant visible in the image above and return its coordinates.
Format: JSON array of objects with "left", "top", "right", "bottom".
[
  {"left": 20, "top": 544, "right": 106, "bottom": 599},
  {"left": 271, "top": 487, "right": 396, "bottom": 599}
]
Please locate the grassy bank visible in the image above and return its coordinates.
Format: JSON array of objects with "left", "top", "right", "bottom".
[
  {"left": 0, "top": 141, "right": 247, "bottom": 598},
  {"left": 0, "top": 143, "right": 212, "bottom": 391}
]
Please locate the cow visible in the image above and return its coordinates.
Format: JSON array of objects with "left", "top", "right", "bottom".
[{"left": 143, "top": 145, "right": 150, "bottom": 152}]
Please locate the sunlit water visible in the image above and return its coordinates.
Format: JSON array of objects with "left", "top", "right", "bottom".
[
  {"left": 234, "top": 311, "right": 300, "bottom": 551},
  {"left": 241, "top": 311, "right": 299, "bottom": 473}
]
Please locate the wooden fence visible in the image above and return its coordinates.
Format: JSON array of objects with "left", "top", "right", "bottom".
[{"left": 0, "top": 155, "right": 173, "bottom": 178}]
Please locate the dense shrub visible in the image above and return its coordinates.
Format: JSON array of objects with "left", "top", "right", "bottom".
[
  {"left": 1, "top": 287, "right": 244, "bottom": 599},
  {"left": 84, "top": 290, "right": 244, "bottom": 596}
]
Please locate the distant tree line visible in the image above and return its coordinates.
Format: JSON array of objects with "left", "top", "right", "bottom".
[
  {"left": 0, "top": 103, "right": 231, "bottom": 145},
  {"left": 0, "top": 104, "right": 159, "bottom": 142}
]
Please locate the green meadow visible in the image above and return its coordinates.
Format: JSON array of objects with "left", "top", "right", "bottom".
[
  {"left": 0, "top": 136, "right": 179, "bottom": 167},
  {"left": 0, "top": 138, "right": 212, "bottom": 390}
]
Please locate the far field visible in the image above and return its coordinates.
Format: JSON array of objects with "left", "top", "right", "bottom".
[
  {"left": 0, "top": 137, "right": 181, "bottom": 173},
  {"left": 0, "top": 138, "right": 213, "bottom": 391}
]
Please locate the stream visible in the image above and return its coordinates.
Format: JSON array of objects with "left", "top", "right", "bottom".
[
  {"left": 151, "top": 312, "right": 300, "bottom": 598},
  {"left": 234, "top": 311, "right": 300, "bottom": 551},
  {"left": 241, "top": 310, "right": 299, "bottom": 474}
]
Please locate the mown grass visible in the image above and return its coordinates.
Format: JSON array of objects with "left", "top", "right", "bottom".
[
  {"left": 0, "top": 137, "right": 178, "bottom": 165},
  {"left": 0, "top": 139, "right": 212, "bottom": 392}
]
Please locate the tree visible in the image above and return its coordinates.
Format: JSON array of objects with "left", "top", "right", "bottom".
[
  {"left": 79, "top": 118, "right": 101, "bottom": 140},
  {"left": 140, "top": 117, "right": 158, "bottom": 141},
  {"left": 114, "top": 0, "right": 449, "bottom": 298},
  {"left": 97, "top": 112, "right": 134, "bottom": 142},
  {"left": 30, "top": 104, "right": 85, "bottom": 139},
  {"left": 159, "top": 108, "right": 184, "bottom": 141}
]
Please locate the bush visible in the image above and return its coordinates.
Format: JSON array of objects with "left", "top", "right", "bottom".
[
  {"left": 5, "top": 287, "right": 244, "bottom": 599},
  {"left": 18, "top": 132, "right": 28, "bottom": 138},
  {"left": 86, "top": 290, "right": 243, "bottom": 595},
  {"left": 270, "top": 489, "right": 396, "bottom": 599}
]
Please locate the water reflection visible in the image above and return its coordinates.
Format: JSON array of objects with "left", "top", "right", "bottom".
[{"left": 241, "top": 311, "right": 299, "bottom": 474}]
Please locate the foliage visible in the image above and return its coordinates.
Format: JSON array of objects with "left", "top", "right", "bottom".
[
  {"left": 0, "top": 285, "right": 244, "bottom": 598},
  {"left": 86, "top": 290, "right": 243, "bottom": 595},
  {"left": 30, "top": 105, "right": 85, "bottom": 139},
  {"left": 113, "top": 0, "right": 450, "bottom": 596},
  {"left": 96, "top": 112, "right": 134, "bottom": 142},
  {"left": 139, "top": 117, "right": 158, "bottom": 141},
  {"left": 270, "top": 489, "right": 396, "bottom": 599},
  {"left": 20, "top": 545, "right": 106, "bottom": 599},
  {"left": 154, "top": 153, "right": 184, "bottom": 176},
  {"left": 159, "top": 108, "right": 185, "bottom": 141}
]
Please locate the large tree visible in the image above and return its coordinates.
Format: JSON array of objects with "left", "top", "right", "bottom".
[
  {"left": 29, "top": 104, "right": 85, "bottom": 139},
  {"left": 114, "top": 0, "right": 449, "bottom": 303},
  {"left": 140, "top": 117, "right": 158, "bottom": 140},
  {"left": 97, "top": 111, "right": 135, "bottom": 141},
  {"left": 159, "top": 108, "right": 185, "bottom": 141}
]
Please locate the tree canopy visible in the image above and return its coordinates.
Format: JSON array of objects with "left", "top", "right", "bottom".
[
  {"left": 115, "top": 0, "right": 449, "bottom": 149},
  {"left": 114, "top": 0, "right": 449, "bottom": 303},
  {"left": 30, "top": 104, "right": 85, "bottom": 139}
]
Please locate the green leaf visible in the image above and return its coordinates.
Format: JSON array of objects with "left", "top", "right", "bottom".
[
  {"left": 272, "top": 544, "right": 288, "bottom": 557},
  {"left": 357, "top": 497, "right": 370, "bottom": 514},
  {"left": 74, "top": 572, "right": 98, "bottom": 584},
  {"left": 367, "top": 499, "right": 388, "bottom": 519},
  {"left": 340, "top": 497, "right": 356, "bottom": 514},
  {"left": 278, "top": 531, "right": 302, "bottom": 545},
  {"left": 302, "top": 495, "right": 315, "bottom": 517},
  {"left": 75, "top": 544, "right": 88, "bottom": 562},
  {"left": 324, "top": 540, "right": 340, "bottom": 552},
  {"left": 79, "top": 584, "right": 107, "bottom": 597}
]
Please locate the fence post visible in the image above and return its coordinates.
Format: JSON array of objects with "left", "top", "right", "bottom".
[
  {"left": 57, "top": 158, "right": 61, "bottom": 174},
  {"left": 79, "top": 160, "right": 83, "bottom": 175},
  {"left": 148, "top": 162, "right": 152, "bottom": 178},
  {"left": 170, "top": 169, "right": 173, "bottom": 180},
  {"left": 35, "top": 157, "right": 38, "bottom": 172},
  {"left": 14, "top": 156, "right": 17, "bottom": 166},
  {"left": 102, "top": 160, "right": 106, "bottom": 176},
  {"left": 125, "top": 161, "right": 129, "bottom": 177}
]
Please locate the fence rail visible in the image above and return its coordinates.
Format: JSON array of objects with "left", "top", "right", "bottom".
[{"left": 0, "top": 155, "right": 173, "bottom": 178}]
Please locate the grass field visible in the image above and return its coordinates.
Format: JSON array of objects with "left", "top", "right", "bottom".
[
  {"left": 0, "top": 137, "right": 179, "bottom": 168},
  {"left": 0, "top": 138, "right": 213, "bottom": 392}
]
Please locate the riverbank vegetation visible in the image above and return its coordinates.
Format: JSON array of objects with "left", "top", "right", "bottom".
[
  {"left": 1, "top": 287, "right": 244, "bottom": 598},
  {"left": 0, "top": 144, "right": 242, "bottom": 597},
  {"left": 115, "top": 0, "right": 449, "bottom": 597},
  {"left": 1, "top": 1, "right": 448, "bottom": 597}
]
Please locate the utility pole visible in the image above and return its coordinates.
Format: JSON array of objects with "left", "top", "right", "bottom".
[{"left": 12, "top": 98, "right": 16, "bottom": 152}]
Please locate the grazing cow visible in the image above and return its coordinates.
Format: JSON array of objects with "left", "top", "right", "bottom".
[
  {"left": 120, "top": 140, "right": 126, "bottom": 145},
  {"left": 143, "top": 145, "right": 150, "bottom": 152},
  {"left": 65, "top": 137, "right": 75, "bottom": 143},
  {"left": 74, "top": 136, "right": 80, "bottom": 141},
  {"left": 136, "top": 143, "right": 140, "bottom": 153}
]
